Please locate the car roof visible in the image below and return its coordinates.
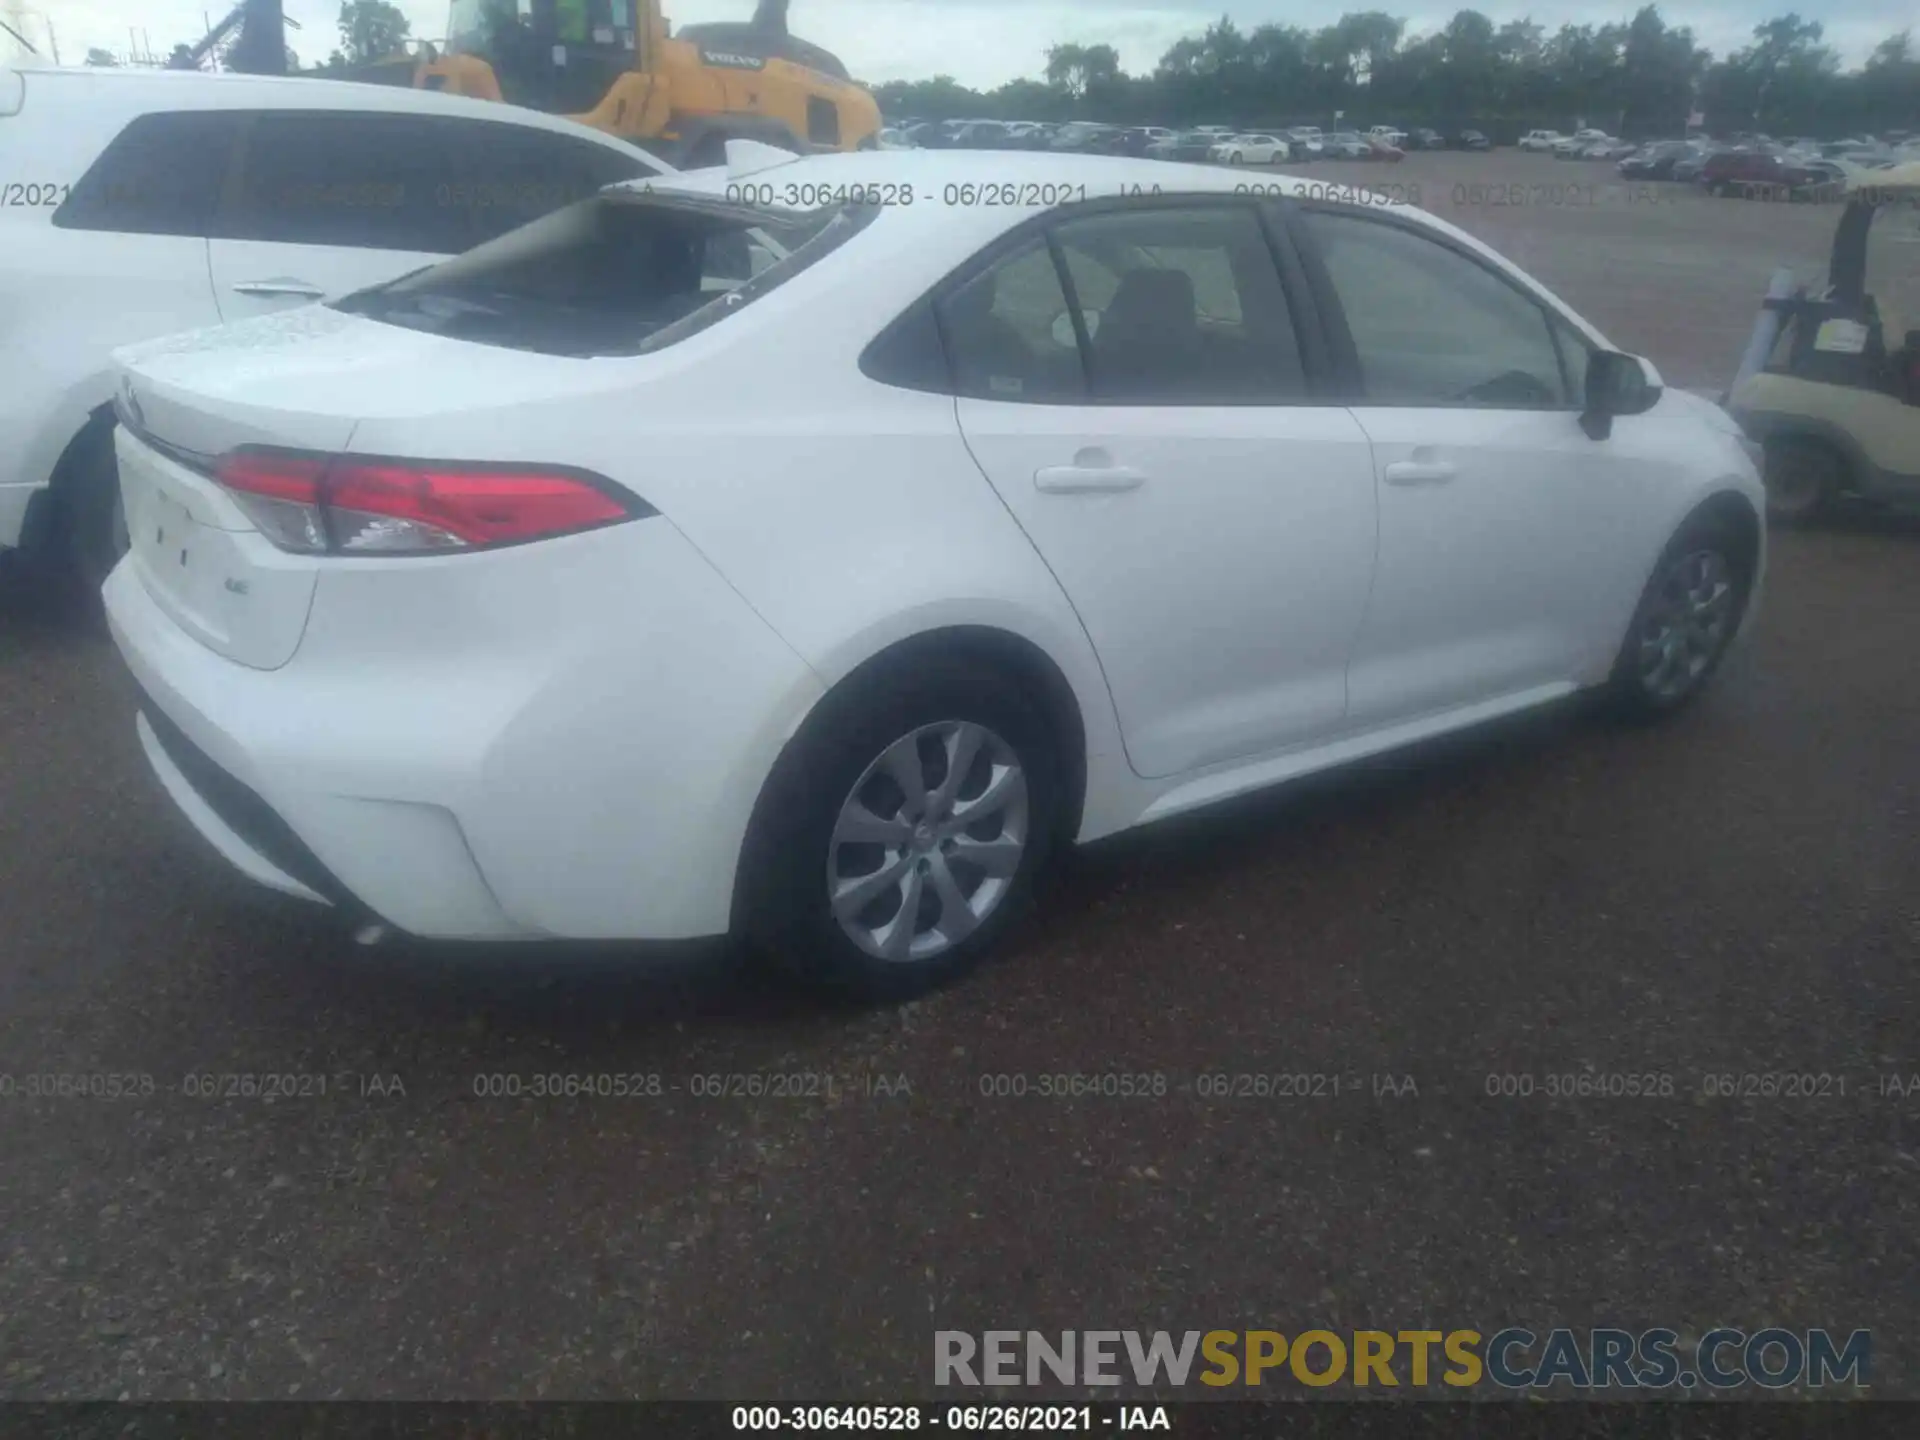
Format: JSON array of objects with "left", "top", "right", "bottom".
[
  {"left": 608, "top": 144, "right": 1613, "bottom": 356},
  {"left": 5, "top": 64, "right": 668, "bottom": 154},
  {"left": 633, "top": 146, "right": 1431, "bottom": 231}
]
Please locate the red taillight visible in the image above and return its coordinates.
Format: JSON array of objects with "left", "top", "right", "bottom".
[
  {"left": 216, "top": 450, "right": 328, "bottom": 504},
  {"left": 213, "top": 448, "right": 648, "bottom": 555}
]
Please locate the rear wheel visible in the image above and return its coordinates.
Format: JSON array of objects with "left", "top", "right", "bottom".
[
  {"left": 1762, "top": 437, "right": 1841, "bottom": 525},
  {"left": 1605, "top": 517, "right": 1752, "bottom": 721},
  {"left": 742, "top": 656, "right": 1061, "bottom": 1003}
]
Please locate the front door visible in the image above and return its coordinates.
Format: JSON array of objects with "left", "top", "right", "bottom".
[{"left": 1290, "top": 204, "right": 1672, "bottom": 729}]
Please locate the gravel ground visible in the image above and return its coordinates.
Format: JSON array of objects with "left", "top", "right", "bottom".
[{"left": 2, "top": 150, "right": 1918, "bottom": 1403}]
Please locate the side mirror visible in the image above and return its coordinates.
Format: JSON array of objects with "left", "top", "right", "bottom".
[{"left": 1581, "top": 350, "right": 1663, "bottom": 439}]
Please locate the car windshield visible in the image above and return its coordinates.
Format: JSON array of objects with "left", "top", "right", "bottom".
[{"left": 331, "top": 194, "right": 875, "bottom": 359}]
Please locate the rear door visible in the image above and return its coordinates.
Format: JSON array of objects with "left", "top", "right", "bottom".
[
  {"left": 10, "top": 106, "right": 239, "bottom": 534},
  {"left": 29, "top": 107, "right": 239, "bottom": 345},
  {"left": 945, "top": 200, "right": 1379, "bottom": 780},
  {"left": 208, "top": 110, "right": 457, "bottom": 321},
  {"left": 207, "top": 111, "right": 658, "bottom": 321}
]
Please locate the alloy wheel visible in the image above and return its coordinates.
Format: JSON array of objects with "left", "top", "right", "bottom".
[
  {"left": 1636, "top": 549, "right": 1736, "bottom": 703},
  {"left": 827, "top": 720, "right": 1029, "bottom": 963}
]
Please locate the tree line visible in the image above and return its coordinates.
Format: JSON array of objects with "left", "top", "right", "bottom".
[
  {"left": 81, "top": 1, "right": 1916, "bottom": 143},
  {"left": 83, "top": 0, "right": 415, "bottom": 77},
  {"left": 871, "top": 8, "right": 1920, "bottom": 141}
]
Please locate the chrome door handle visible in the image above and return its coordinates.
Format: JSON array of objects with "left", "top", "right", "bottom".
[
  {"left": 1382, "top": 458, "right": 1458, "bottom": 485},
  {"left": 231, "top": 278, "right": 326, "bottom": 299},
  {"left": 1034, "top": 463, "right": 1148, "bottom": 493}
]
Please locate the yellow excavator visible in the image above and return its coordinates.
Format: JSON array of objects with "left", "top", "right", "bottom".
[{"left": 404, "top": 0, "right": 881, "bottom": 166}]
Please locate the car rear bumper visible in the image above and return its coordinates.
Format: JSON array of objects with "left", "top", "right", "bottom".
[
  {"left": 107, "top": 559, "right": 537, "bottom": 939},
  {"left": 134, "top": 708, "right": 335, "bottom": 909},
  {"left": 104, "top": 513, "right": 828, "bottom": 944}
]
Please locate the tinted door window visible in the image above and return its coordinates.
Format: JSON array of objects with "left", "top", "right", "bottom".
[
  {"left": 1301, "top": 208, "right": 1574, "bottom": 408},
  {"left": 221, "top": 112, "right": 464, "bottom": 253},
  {"left": 1051, "top": 206, "right": 1305, "bottom": 402},
  {"left": 935, "top": 238, "right": 1085, "bottom": 402},
  {"left": 54, "top": 111, "right": 241, "bottom": 237},
  {"left": 437, "top": 119, "right": 653, "bottom": 246}
]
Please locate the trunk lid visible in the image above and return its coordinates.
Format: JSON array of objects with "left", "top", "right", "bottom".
[
  {"left": 115, "top": 307, "right": 379, "bottom": 462},
  {"left": 116, "top": 303, "right": 626, "bottom": 435},
  {"left": 112, "top": 305, "right": 602, "bottom": 670},
  {"left": 116, "top": 429, "right": 320, "bottom": 670}
]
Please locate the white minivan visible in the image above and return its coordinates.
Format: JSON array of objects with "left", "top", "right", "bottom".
[{"left": 0, "top": 65, "right": 670, "bottom": 592}]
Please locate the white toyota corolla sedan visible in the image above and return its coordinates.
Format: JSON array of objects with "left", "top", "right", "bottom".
[{"left": 103, "top": 147, "right": 1766, "bottom": 1000}]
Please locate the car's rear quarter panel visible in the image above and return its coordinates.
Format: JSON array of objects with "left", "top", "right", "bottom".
[{"left": 346, "top": 198, "right": 1135, "bottom": 847}]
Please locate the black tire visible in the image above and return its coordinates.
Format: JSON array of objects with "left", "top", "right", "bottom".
[
  {"left": 57, "top": 420, "right": 129, "bottom": 599},
  {"left": 741, "top": 654, "right": 1062, "bottom": 1003},
  {"left": 1761, "top": 437, "right": 1841, "bottom": 525},
  {"left": 1604, "top": 515, "right": 1753, "bottom": 722}
]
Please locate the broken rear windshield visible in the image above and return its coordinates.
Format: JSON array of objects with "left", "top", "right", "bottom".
[{"left": 330, "top": 193, "right": 878, "bottom": 359}]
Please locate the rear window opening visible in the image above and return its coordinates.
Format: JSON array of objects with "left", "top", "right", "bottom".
[{"left": 330, "top": 192, "right": 879, "bottom": 358}]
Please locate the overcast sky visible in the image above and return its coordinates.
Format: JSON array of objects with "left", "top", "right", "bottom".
[{"left": 6, "top": 0, "right": 1907, "bottom": 82}]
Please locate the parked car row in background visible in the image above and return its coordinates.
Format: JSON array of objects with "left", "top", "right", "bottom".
[
  {"left": 878, "top": 118, "right": 1495, "bottom": 159},
  {"left": 1209, "top": 127, "right": 1406, "bottom": 163},
  {"left": 882, "top": 121, "right": 1914, "bottom": 174},
  {"left": 1610, "top": 134, "right": 1917, "bottom": 198}
]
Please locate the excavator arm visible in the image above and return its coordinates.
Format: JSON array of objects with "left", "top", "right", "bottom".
[{"left": 169, "top": 0, "right": 290, "bottom": 72}]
